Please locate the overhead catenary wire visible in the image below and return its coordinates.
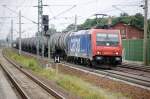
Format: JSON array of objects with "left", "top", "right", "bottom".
[
  {"left": 0, "top": 6, "right": 7, "bottom": 33},
  {"left": 0, "top": 0, "right": 29, "bottom": 39},
  {"left": 2, "top": 5, "right": 37, "bottom": 24},
  {"left": 49, "top": 5, "right": 76, "bottom": 20},
  {"left": 16, "top": 0, "right": 27, "bottom": 10},
  {"left": 1, "top": 0, "right": 149, "bottom": 36}
]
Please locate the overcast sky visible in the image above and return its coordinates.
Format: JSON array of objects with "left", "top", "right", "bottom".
[{"left": 0, "top": 0, "right": 149, "bottom": 40}]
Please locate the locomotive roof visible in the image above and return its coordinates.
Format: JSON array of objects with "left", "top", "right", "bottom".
[{"left": 70, "top": 30, "right": 90, "bottom": 36}]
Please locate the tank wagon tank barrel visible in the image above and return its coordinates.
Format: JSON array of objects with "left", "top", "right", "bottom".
[{"left": 49, "top": 32, "right": 71, "bottom": 57}]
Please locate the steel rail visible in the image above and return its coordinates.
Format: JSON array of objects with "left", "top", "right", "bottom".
[
  {"left": 62, "top": 62, "right": 150, "bottom": 88},
  {"left": 0, "top": 64, "right": 30, "bottom": 99},
  {"left": 118, "top": 63, "right": 150, "bottom": 72},
  {"left": 2, "top": 50, "right": 65, "bottom": 99}
]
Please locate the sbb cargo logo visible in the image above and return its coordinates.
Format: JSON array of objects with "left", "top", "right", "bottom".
[{"left": 70, "top": 38, "right": 80, "bottom": 53}]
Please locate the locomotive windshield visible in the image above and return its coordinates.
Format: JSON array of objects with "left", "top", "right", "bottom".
[{"left": 96, "top": 33, "right": 119, "bottom": 46}]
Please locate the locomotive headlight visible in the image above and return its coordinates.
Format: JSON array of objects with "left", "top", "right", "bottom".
[
  {"left": 97, "top": 51, "right": 101, "bottom": 55},
  {"left": 115, "top": 52, "right": 119, "bottom": 55},
  {"left": 97, "top": 51, "right": 100, "bottom": 54}
]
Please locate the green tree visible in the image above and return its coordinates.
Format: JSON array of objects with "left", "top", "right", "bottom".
[
  {"left": 81, "top": 18, "right": 97, "bottom": 29},
  {"left": 120, "top": 13, "right": 129, "bottom": 17},
  {"left": 111, "top": 16, "right": 131, "bottom": 25},
  {"left": 130, "top": 13, "right": 144, "bottom": 29},
  {"left": 63, "top": 24, "right": 76, "bottom": 32},
  {"left": 65, "top": 13, "right": 146, "bottom": 31}
]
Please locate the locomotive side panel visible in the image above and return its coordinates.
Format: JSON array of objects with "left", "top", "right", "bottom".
[{"left": 67, "top": 30, "right": 92, "bottom": 59}]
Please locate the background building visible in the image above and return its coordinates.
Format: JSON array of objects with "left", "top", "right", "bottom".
[{"left": 111, "top": 22, "right": 144, "bottom": 39}]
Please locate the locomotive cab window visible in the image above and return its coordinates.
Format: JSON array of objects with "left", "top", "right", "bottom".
[{"left": 96, "top": 33, "right": 119, "bottom": 46}]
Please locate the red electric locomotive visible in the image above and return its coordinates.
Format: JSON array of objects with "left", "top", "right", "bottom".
[
  {"left": 67, "top": 28, "right": 122, "bottom": 67},
  {"left": 91, "top": 29, "right": 122, "bottom": 66}
]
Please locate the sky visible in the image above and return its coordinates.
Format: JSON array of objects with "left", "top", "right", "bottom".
[{"left": 0, "top": 0, "right": 149, "bottom": 40}]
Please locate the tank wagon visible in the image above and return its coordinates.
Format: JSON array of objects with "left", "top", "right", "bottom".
[
  {"left": 15, "top": 37, "right": 48, "bottom": 56},
  {"left": 14, "top": 28, "right": 122, "bottom": 67}
]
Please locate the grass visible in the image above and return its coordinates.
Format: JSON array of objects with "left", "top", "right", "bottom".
[{"left": 5, "top": 49, "right": 130, "bottom": 99}]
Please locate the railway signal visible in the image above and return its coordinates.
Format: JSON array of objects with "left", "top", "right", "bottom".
[{"left": 42, "top": 15, "right": 49, "bottom": 33}]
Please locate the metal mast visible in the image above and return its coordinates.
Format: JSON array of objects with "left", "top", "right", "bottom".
[
  {"left": 143, "top": 0, "right": 148, "bottom": 65},
  {"left": 74, "top": 14, "right": 77, "bottom": 31},
  {"left": 10, "top": 19, "right": 13, "bottom": 47},
  {"left": 37, "top": 0, "right": 43, "bottom": 58},
  {"left": 19, "top": 10, "right": 22, "bottom": 55}
]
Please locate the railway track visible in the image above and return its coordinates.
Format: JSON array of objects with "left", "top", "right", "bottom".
[
  {"left": 54, "top": 61, "right": 150, "bottom": 88},
  {"left": 118, "top": 62, "right": 150, "bottom": 72},
  {"left": 0, "top": 64, "right": 29, "bottom": 99},
  {"left": 62, "top": 63, "right": 150, "bottom": 88},
  {"left": 0, "top": 49, "right": 65, "bottom": 99},
  {"left": 101, "top": 69, "right": 150, "bottom": 87},
  {"left": 12, "top": 48, "right": 150, "bottom": 89}
]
